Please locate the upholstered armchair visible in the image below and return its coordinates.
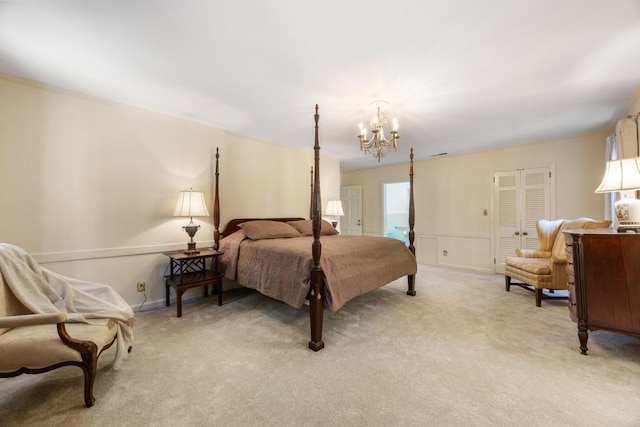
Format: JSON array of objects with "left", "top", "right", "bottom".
[
  {"left": 0, "top": 312, "right": 119, "bottom": 407},
  {"left": 505, "top": 218, "right": 611, "bottom": 306},
  {"left": 0, "top": 244, "right": 133, "bottom": 408}
]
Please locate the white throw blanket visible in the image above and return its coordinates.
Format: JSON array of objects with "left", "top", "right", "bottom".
[{"left": 0, "top": 243, "right": 134, "bottom": 368}]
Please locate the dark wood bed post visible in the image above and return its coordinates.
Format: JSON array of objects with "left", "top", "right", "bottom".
[
  {"left": 213, "top": 148, "right": 221, "bottom": 251},
  {"left": 309, "top": 104, "right": 325, "bottom": 352},
  {"left": 309, "top": 166, "right": 313, "bottom": 219},
  {"left": 407, "top": 147, "right": 416, "bottom": 296}
]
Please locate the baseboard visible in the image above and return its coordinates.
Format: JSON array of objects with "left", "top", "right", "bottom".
[{"left": 434, "top": 262, "right": 493, "bottom": 274}]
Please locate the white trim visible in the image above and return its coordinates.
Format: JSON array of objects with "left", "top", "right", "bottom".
[
  {"left": 414, "top": 231, "right": 491, "bottom": 239},
  {"left": 33, "top": 240, "right": 215, "bottom": 264}
]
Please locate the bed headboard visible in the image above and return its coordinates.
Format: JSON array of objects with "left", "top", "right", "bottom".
[{"left": 220, "top": 217, "right": 306, "bottom": 237}]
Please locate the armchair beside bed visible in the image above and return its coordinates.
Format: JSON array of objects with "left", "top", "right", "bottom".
[{"left": 504, "top": 218, "right": 611, "bottom": 306}]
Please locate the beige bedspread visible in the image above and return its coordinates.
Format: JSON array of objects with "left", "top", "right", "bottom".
[{"left": 219, "top": 232, "right": 417, "bottom": 311}]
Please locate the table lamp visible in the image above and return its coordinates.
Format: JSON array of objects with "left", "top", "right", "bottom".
[
  {"left": 595, "top": 157, "right": 640, "bottom": 232},
  {"left": 174, "top": 188, "right": 209, "bottom": 253},
  {"left": 325, "top": 200, "right": 344, "bottom": 227}
]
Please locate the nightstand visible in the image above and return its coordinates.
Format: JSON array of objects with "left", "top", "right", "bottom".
[{"left": 163, "top": 249, "right": 223, "bottom": 317}]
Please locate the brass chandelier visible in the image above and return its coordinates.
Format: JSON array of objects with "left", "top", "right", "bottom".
[{"left": 357, "top": 100, "right": 399, "bottom": 162}]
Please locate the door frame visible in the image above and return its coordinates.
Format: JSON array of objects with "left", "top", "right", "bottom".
[{"left": 382, "top": 180, "right": 411, "bottom": 243}]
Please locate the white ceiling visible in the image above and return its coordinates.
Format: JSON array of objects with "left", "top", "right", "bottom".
[{"left": 1, "top": 1, "right": 640, "bottom": 170}]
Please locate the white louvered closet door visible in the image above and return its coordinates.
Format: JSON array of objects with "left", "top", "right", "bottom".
[{"left": 494, "top": 167, "right": 552, "bottom": 274}]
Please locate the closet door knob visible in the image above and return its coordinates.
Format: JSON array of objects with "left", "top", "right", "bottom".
[
  {"left": 523, "top": 231, "right": 528, "bottom": 236},
  {"left": 514, "top": 231, "right": 520, "bottom": 236}
]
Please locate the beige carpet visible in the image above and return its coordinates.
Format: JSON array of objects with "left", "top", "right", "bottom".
[{"left": 1, "top": 265, "right": 639, "bottom": 426}]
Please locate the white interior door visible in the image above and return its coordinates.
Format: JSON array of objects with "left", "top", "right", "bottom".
[
  {"left": 495, "top": 171, "right": 520, "bottom": 274},
  {"left": 493, "top": 167, "right": 552, "bottom": 273},
  {"left": 521, "top": 167, "right": 552, "bottom": 248},
  {"left": 340, "top": 185, "right": 362, "bottom": 235}
]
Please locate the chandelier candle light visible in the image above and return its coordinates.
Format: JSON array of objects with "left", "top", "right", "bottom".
[
  {"left": 358, "top": 100, "right": 399, "bottom": 162},
  {"left": 174, "top": 188, "right": 210, "bottom": 253}
]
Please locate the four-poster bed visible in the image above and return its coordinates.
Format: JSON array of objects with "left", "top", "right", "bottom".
[{"left": 211, "top": 105, "right": 417, "bottom": 351}]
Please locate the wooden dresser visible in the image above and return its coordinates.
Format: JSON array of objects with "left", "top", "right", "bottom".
[{"left": 563, "top": 229, "right": 640, "bottom": 354}]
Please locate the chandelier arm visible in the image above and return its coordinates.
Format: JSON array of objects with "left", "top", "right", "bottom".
[{"left": 360, "top": 136, "right": 377, "bottom": 150}]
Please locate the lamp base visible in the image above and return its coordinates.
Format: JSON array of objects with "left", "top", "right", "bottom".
[
  {"left": 615, "top": 196, "right": 640, "bottom": 233},
  {"left": 617, "top": 226, "right": 640, "bottom": 233},
  {"left": 184, "top": 242, "right": 199, "bottom": 255}
]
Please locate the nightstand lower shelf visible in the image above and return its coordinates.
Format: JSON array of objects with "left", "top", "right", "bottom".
[{"left": 164, "top": 270, "right": 223, "bottom": 317}]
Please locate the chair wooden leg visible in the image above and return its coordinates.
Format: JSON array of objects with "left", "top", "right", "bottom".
[
  {"left": 535, "top": 288, "right": 542, "bottom": 307},
  {"left": 82, "top": 358, "right": 97, "bottom": 408},
  {"left": 56, "top": 323, "right": 100, "bottom": 407},
  {"left": 505, "top": 275, "right": 511, "bottom": 292}
]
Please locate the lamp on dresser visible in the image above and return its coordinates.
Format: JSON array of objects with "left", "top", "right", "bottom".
[
  {"left": 174, "top": 188, "right": 209, "bottom": 253},
  {"left": 594, "top": 156, "right": 640, "bottom": 232}
]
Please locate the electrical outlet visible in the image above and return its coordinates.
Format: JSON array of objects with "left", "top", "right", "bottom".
[{"left": 136, "top": 281, "right": 145, "bottom": 292}]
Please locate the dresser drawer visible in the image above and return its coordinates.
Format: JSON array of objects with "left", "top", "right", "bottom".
[
  {"left": 566, "top": 265, "right": 574, "bottom": 285},
  {"left": 565, "top": 242, "right": 577, "bottom": 322},
  {"left": 567, "top": 283, "right": 578, "bottom": 322}
]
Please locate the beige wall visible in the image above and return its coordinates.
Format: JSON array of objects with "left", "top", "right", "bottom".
[
  {"left": 624, "top": 85, "right": 640, "bottom": 116},
  {"left": 342, "top": 132, "right": 609, "bottom": 272},
  {"left": 0, "top": 75, "right": 340, "bottom": 307}
]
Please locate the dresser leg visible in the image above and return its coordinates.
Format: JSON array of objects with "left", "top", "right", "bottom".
[{"left": 578, "top": 323, "right": 589, "bottom": 355}]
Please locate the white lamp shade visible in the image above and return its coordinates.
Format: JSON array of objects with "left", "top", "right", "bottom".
[
  {"left": 595, "top": 157, "right": 640, "bottom": 193},
  {"left": 325, "top": 200, "right": 344, "bottom": 216},
  {"left": 174, "top": 190, "right": 209, "bottom": 217}
]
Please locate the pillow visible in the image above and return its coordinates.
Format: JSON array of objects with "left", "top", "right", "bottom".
[
  {"left": 287, "top": 219, "right": 339, "bottom": 236},
  {"left": 238, "top": 220, "right": 302, "bottom": 240}
]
